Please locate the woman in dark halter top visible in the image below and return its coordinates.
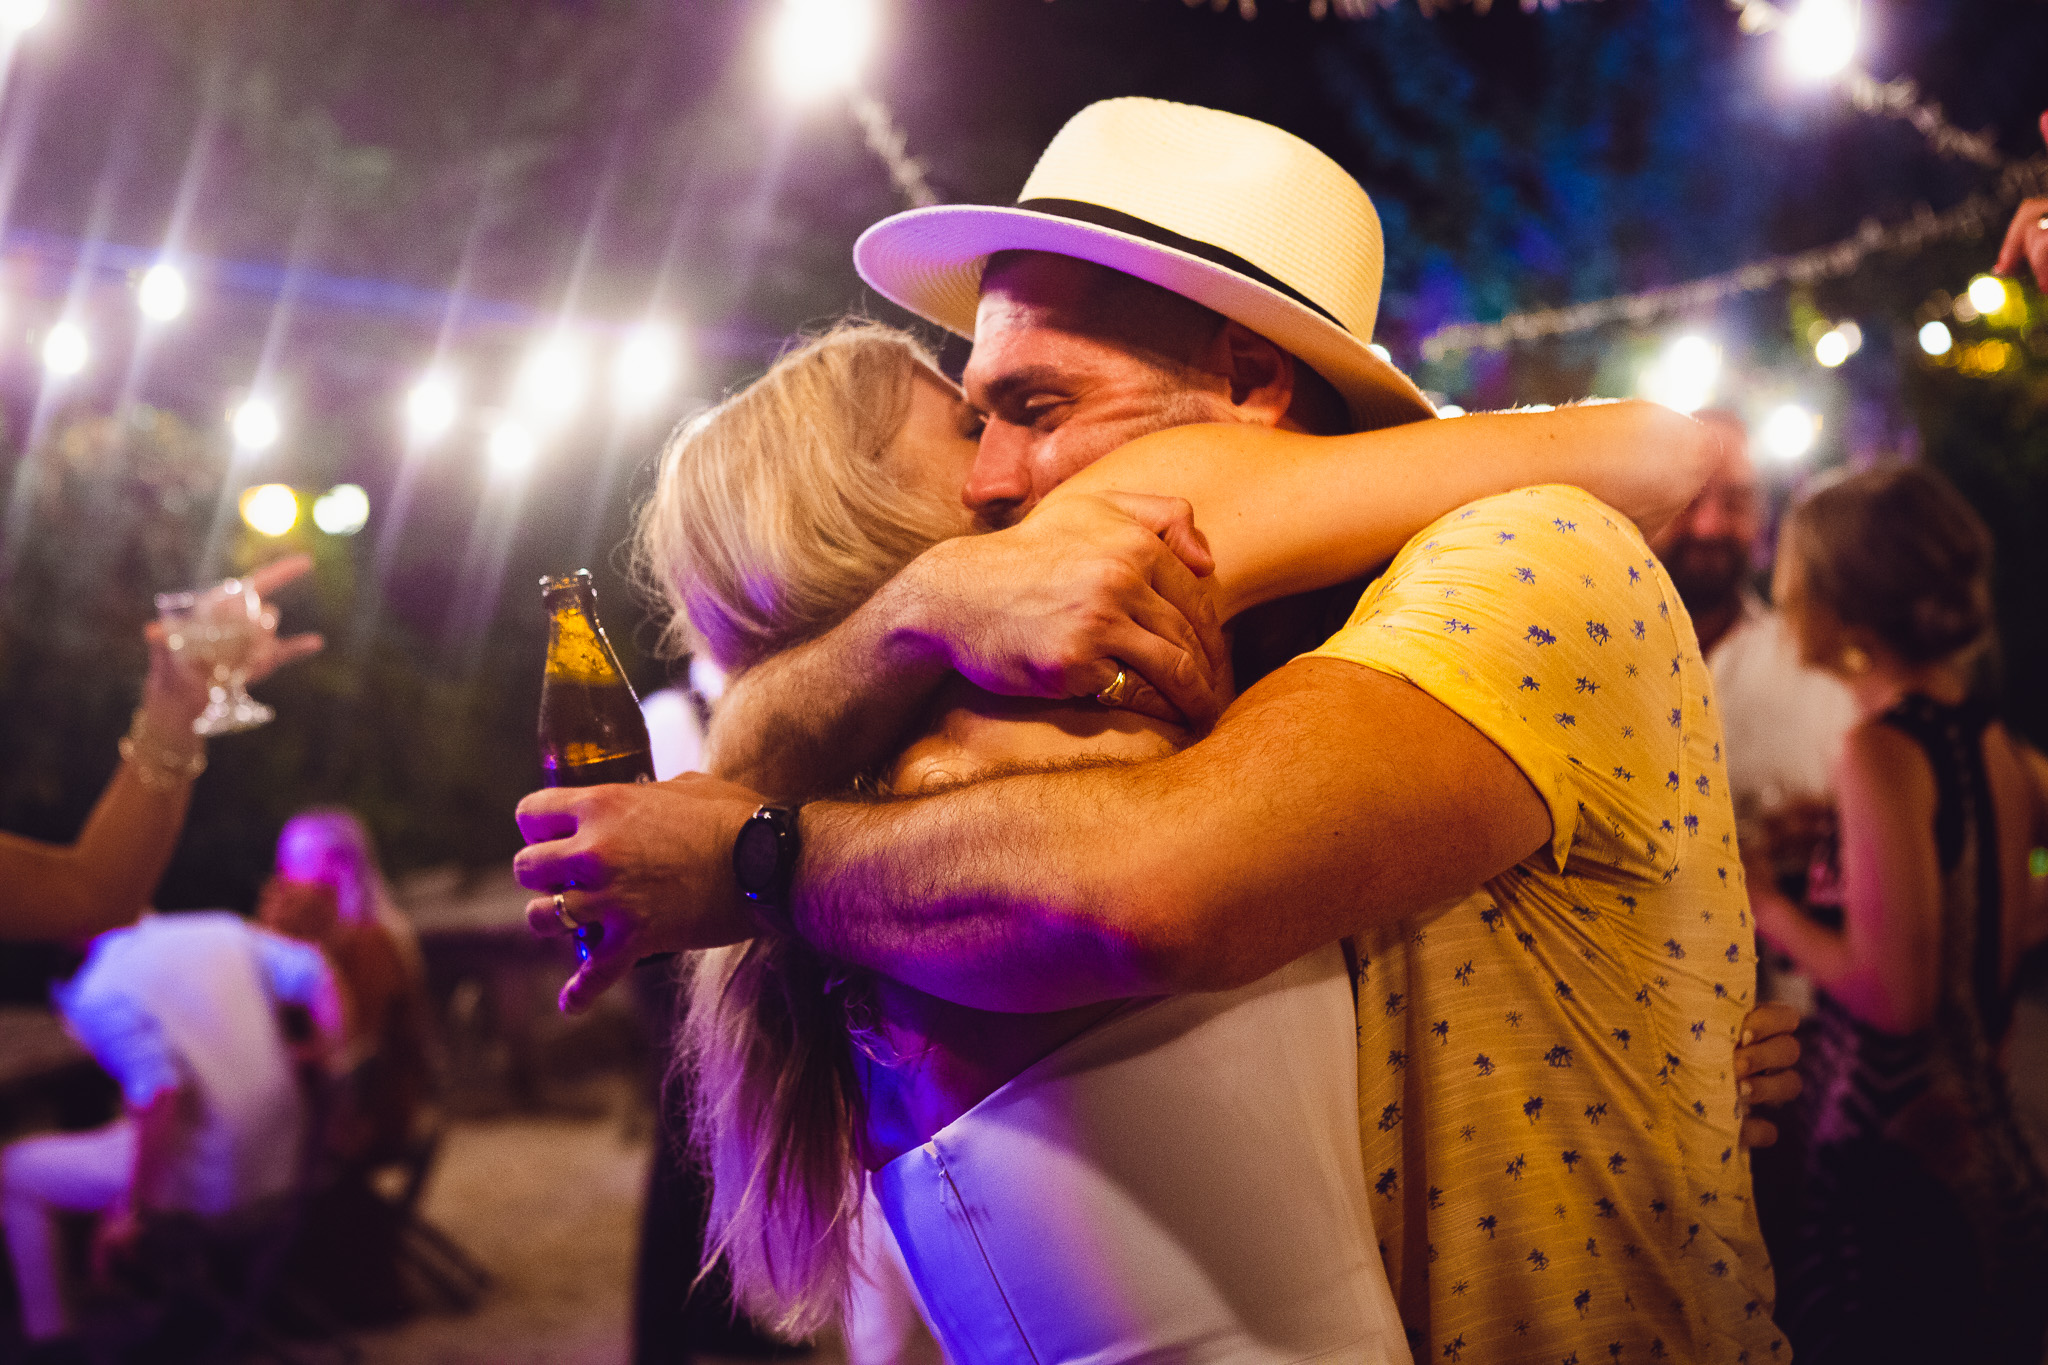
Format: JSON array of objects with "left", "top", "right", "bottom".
[{"left": 1746, "top": 464, "right": 2048, "bottom": 1365}]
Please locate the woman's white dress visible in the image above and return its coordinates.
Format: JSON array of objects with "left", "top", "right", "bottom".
[{"left": 872, "top": 944, "right": 1411, "bottom": 1364}]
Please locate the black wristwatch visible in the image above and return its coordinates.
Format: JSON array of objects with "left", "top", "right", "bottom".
[{"left": 732, "top": 804, "right": 801, "bottom": 935}]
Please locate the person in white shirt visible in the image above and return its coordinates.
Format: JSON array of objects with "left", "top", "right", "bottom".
[
  {"left": 0, "top": 911, "right": 340, "bottom": 1344},
  {"left": 1648, "top": 410, "right": 1858, "bottom": 1008}
]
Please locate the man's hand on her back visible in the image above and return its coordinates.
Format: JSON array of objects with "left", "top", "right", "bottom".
[
  {"left": 897, "top": 490, "right": 1232, "bottom": 729},
  {"left": 1734, "top": 1001, "right": 1803, "bottom": 1148}
]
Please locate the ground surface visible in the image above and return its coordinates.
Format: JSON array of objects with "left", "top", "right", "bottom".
[
  {"left": 354, "top": 1105, "right": 651, "bottom": 1365},
  {"left": 351, "top": 1094, "right": 851, "bottom": 1365}
]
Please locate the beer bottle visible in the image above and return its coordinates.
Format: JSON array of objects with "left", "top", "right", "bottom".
[{"left": 538, "top": 569, "right": 654, "bottom": 959}]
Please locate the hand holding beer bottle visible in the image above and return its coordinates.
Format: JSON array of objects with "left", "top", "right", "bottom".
[{"left": 537, "top": 570, "right": 655, "bottom": 962}]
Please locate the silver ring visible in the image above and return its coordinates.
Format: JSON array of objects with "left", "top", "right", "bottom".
[
  {"left": 1094, "top": 665, "right": 1131, "bottom": 708},
  {"left": 553, "top": 892, "right": 579, "bottom": 931},
  {"left": 2038, "top": 213, "right": 2048, "bottom": 231}
]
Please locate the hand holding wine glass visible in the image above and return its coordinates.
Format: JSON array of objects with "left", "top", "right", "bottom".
[{"left": 146, "top": 555, "right": 325, "bottom": 739}]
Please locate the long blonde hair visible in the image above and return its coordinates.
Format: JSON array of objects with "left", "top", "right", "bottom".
[
  {"left": 632, "top": 321, "right": 957, "bottom": 1335},
  {"left": 635, "top": 321, "right": 964, "bottom": 675}
]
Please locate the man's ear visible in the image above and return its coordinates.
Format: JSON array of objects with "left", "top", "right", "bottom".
[{"left": 1201, "top": 321, "right": 1296, "bottom": 427}]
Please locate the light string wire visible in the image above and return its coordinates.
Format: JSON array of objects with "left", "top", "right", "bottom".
[
  {"left": 1176, "top": 0, "right": 2019, "bottom": 357},
  {"left": 1728, "top": 0, "right": 2005, "bottom": 169},
  {"left": 1420, "top": 156, "right": 2048, "bottom": 359},
  {"left": 1178, "top": 0, "right": 1599, "bottom": 18},
  {"left": 851, "top": 94, "right": 939, "bottom": 208}
]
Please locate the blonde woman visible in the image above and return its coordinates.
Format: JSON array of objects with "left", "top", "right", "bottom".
[{"left": 641, "top": 322, "right": 1714, "bottom": 1357}]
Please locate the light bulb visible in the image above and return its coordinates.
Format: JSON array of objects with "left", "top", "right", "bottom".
[
  {"left": 239, "top": 484, "right": 299, "bottom": 537},
  {"left": 231, "top": 397, "right": 282, "bottom": 451},
  {"left": 406, "top": 375, "right": 460, "bottom": 444},
  {"left": 770, "top": 0, "right": 877, "bottom": 102},
  {"left": 1966, "top": 275, "right": 2008, "bottom": 318},
  {"left": 514, "top": 336, "right": 590, "bottom": 428},
  {"left": 614, "top": 324, "right": 682, "bottom": 415},
  {"left": 137, "top": 264, "right": 189, "bottom": 322},
  {"left": 1782, "top": 0, "right": 1857, "bottom": 81},
  {"left": 1759, "top": 403, "right": 1819, "bottom": 463},
  {"left": 312, "top": 484, "right": 370, "bottom": 536},
  {"left": 488, "top": 419, "right": 538, "bottom": 476},
  {"left": 42, "top": 321, "right": 87, "bottom": 376},
  {"left": 1638, "top": 334, "right": 1721, "bottom": 415}
]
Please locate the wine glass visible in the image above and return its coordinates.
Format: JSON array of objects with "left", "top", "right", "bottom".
[{"left": 155, "top": 577, "right": 277, "bottom": 735}]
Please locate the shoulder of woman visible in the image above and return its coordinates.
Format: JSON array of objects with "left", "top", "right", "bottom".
[{"left": 1836, "top": 719, "right": 1935, "bottom": 813}]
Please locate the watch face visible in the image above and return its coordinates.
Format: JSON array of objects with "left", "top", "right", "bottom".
[{"left": 735, "top": 815, "right": 782, "bottom": 895}]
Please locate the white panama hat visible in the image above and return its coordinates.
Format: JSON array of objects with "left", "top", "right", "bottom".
[{"left": 855, "top": 97, "right": 1436, "bottom": 431}]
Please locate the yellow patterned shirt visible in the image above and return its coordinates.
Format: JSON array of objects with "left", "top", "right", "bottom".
[{"left": 1309, "top": 485, "right": 1783, "bottom": 1365}]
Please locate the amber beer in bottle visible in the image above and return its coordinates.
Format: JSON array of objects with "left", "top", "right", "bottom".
[{"left": 538, "top": 570, "right": 654, "bottom": 959}]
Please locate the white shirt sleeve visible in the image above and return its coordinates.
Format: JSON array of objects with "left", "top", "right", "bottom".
[
  {"left": 66, "top": 990, "right": 183, "bottom": 1107},
  {"left": 248, "top": 928, "right": 335, "bottom": 1012}
]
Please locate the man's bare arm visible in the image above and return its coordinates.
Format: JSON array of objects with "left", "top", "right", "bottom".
[
  {"left": 514, "top": 657, "right": 1544, "bottom": 1011},
  {"left": 795, "top": 656, "right": 1551, "bottom": 1010},
  {"left": 705, "top": 570, "right": 954, "bottom": 800},
  {"left": 709, "top": 493, "right": 1230, "bottom": 799}
]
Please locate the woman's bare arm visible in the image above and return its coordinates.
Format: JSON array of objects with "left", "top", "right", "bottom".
[
  {"left": 1751, "top": 724, "right": 1943, "bottom": 1034},
  {"left": 0, "top": 767, "right": 198, "bottom": 943},
  {"left": 1045, "top": 401, "right": 1714, "bottom": 620},
  {"left": 0, "top": 558, "right": 322, "bottom": 943}
]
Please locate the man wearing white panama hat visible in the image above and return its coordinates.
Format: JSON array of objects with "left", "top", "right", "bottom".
[{"left": 519, "top": 99, "right": 1791, "bottom": 1363}]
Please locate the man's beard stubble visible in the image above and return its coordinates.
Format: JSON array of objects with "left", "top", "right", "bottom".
[{"left": 1660, "top": 536, "right": 1750, "bottom": 618}]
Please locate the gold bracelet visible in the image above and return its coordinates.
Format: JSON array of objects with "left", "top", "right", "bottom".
[{"left": 120, "top": 711, "right": 207, "bottom": 791}]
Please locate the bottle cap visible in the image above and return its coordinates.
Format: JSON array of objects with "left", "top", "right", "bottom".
[{"left": 541, "top": 568, "right": 595, "bottom": 598}]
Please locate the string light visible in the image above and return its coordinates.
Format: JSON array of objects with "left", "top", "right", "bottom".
[
  {"left": 405, "top": 374, "right": 460, "bottom": 445},
  {"left": 850, "top": 95, "right": 939, "bottom": 208},
  {"left": 1638, "top": 335, "right": 1721, "bottom": 414},
  {"left": 1759, "top": 403, "right": 1819, "bottom": 461},
  {"left": 1918, "top": 320, "right": 1954, "bottom": 356},
  {"left": 514, "top": 335, "right": 589, "bottom": 428},
  {"left": 0, "top": 0, "right": 48, "bottom": 33},
  {"left": 613, "top": 325, "right": 681, "bottom": 416},
  {"left": 1423, "top": 157, "right": 2048, "bottom": 358},
  {"left": 770, "top": 0, "right": 876, "bottom": 103},
  {"left": 41, "top": 321, "right": 87, "bottom": 376},
  {"left": 312, "top": 484, "right": 370, "bottom": 536},
  {"left": 487, "top": 418, "right": 538, "bottom": 476},
  {"left": 238, "top": 484, "right": 299, "bottom": 537},
  {"left": 136, "top": 263, "right": 189, "bottom": 322},
  {"left": 1966, "top": 274, "right": 2008, "bottom": 317},
  {"left": 1731, "top": 0, "right": 2002, "bottom": 167},
  {"left": 1813, "top": 321, "right": 1860, "bottom": 366},
  {"left": 1779, "top": 0, "right": 1857, "bottom": 81},
  {"left": 231, "top": 396, "right": 282, "bottom": 452}
]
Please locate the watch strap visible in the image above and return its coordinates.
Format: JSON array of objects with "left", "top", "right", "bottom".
[{"left": 733, "top": 804, "right": 801, "bottom": 937}]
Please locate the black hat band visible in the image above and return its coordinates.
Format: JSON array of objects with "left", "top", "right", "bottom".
[{"left": 1014, "top": 197, "right": 1350, "bottom": 334}]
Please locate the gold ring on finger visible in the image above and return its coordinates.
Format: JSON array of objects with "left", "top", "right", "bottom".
[
  {"left": 1094, "top": 665, "right": 1132, "bottom": 708},
  {"left": 553, "top": 892, "right": 580, "bottom": 931}
]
